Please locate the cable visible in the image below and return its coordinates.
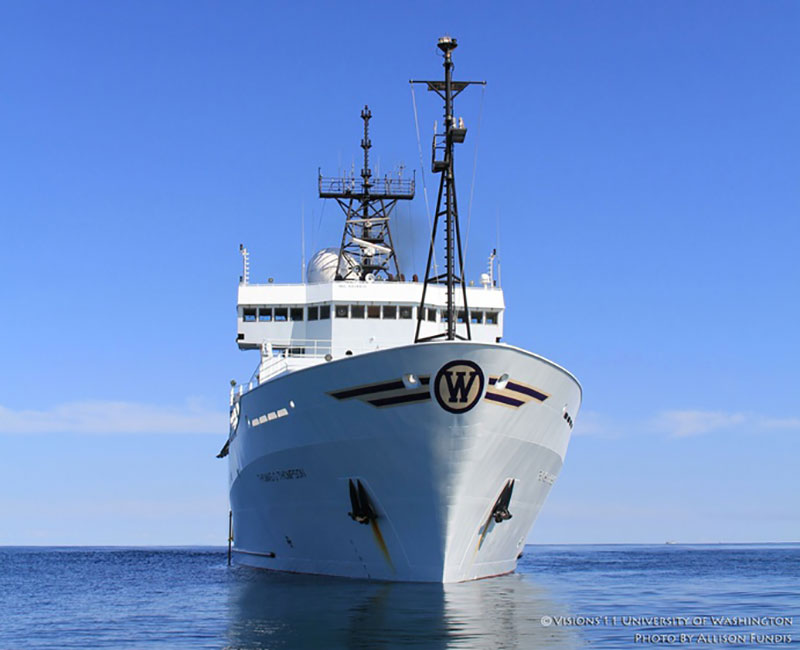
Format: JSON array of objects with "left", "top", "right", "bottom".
[
  {"left": 463, "top": 84, "right": 485, "bottom": 265},
  {"left": 410, "top": 82, "right": 437, "bottom": 276}
]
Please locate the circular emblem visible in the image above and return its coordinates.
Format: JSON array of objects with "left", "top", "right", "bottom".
[{"left": 433, "top": 360, "right": 485, "bottom": 414}]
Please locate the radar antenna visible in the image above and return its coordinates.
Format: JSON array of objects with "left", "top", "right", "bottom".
[
  {"left": 319, "top": 106, "right": 415, "bottom": 281},
  {"left": 412, "top": 37, "right": 485, "bottom": 342}
]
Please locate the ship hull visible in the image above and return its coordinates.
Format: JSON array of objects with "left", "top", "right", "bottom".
[{"left": 228, "top": 341, "right": 580, "bottom": 583}]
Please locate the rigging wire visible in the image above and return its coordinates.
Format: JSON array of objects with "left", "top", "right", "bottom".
[
  {"left": 310, "top": 207, "right": 315, "bottom": 257},
  {"left": 408, "top": 199, "right": 416, "bottom": 274},
  {"left": 315, "top": 197, "right": 326, "bottom": 249},
  {"left": 463, "top": 84, "right": 485, "bottom": 266},
  {"left": 410, "top": 82, "right": 437, "bottom": 276}
]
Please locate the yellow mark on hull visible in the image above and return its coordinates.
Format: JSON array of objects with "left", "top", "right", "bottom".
[
  {"left": 476, "top": 514, "right": 493, "bottom": 553},
  {"left": 370, "top": 519, "right": 395, "bottom": 572}
]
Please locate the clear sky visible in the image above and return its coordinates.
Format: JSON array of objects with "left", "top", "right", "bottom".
[{"left": 1, "top": 1, "right": 798, "bottom": 545}]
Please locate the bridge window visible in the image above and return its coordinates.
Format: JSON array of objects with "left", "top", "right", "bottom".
[
  {"left": 486, "top": 311, "right": 498, "bottom": 324},
  {"left": 335, "top": 305, "right": 348, "bottom": 318},
  {"left": 470, "top": 311, "right": 483, "bottom": 324},
  {"left": 367, "top": 305, "right": 381, "bottom": 319},
  {"left": 320, "top": 305, "right": 331, "bottom": 319},
  {"left": 307, "top": 306, "right": 318, "bottom": 321},
  {"left": 440, "top": 310, "right": 449, "bottom": 323},
  {"left": 457, "top": 310, "right": 466, "bottom": 323},
  {"left": 290, "top": 308, "right": 303, "bottom": 321},
  {"left": 426, "top": 307, "right": 436, "bottom": 322},
  {"left": 399, "top": 306, "right": 413, "bottom": 319},
  {"left": 351, "top": 305, "right": 365, "bottom": 318},
  {"left": 383, "top": 305, "right": 397, "bottom": 319},
  {"left": 243, "top": 308, "right": 256, "bottom": 322},
  {"left": 274, "top": 308, "right": 288, "bottom": 322},
  {"left": 258, "top": 307, "right": 272, "bottom": 322}
]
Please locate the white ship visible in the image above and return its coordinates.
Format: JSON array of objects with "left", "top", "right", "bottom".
[{"left": 219, "top": 37, "right": 581, "bottom": 583}]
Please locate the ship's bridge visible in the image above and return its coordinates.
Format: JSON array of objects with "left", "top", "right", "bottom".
[{"left": 237, "top": 279, "right": 504, "bottom": 382}]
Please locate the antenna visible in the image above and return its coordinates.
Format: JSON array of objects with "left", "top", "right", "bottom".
[
  {"left": 319, "top": 106, "right": 415, "bottom": 281},
  {"left": 301, "top": 201, "right": 306, "bottom": 283},
  {"left": 496, "top": 208, "right": 501, "bottom": 288},
  {"left": 239, "top": 244, "right": 250, "bottom": 286},
  {"left": 412, "top": 36, "right": 486, "bottom": 342}
]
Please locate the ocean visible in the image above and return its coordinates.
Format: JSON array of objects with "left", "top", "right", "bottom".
[{"left": 1, "top": 544, "right": 797, "bottom": 649}]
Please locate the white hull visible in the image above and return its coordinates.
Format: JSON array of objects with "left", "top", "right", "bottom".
[{"left": 228, "top": 341, "right": 580, "bottom": 583}]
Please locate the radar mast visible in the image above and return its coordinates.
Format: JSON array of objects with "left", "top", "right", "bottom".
[
  {"left": 319, "top": 106, "right": 415, "bottom": 281},
  {"left": 412, "top": 36, "right": 485, "bottom": 342}
]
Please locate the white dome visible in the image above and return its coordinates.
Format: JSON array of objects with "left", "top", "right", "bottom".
[{"left": 307, "top": 248, "right": 358, "bottom": 283}]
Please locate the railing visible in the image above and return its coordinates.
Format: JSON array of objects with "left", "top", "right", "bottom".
[
  {"left": 262, "top": 338, "right": 334, "bottom": 359},
  {"left": 233, "top": 338, "right": 390, "bottom": 396},
  {"left": 258, "top": 355, "right": 289, "bottom": 384},
  {"left": 318, "top": 174, "right": 415, "bottom": 199},
  {"left": 257, "top": 339, "right": 334, "bottom": 386}
]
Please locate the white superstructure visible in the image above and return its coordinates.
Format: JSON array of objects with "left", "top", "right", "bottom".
[
  {"left": 220, "top": 37, "right": 581, "bottom": 583},
  {"left": 237, "top": 275, "right": 504, "bottom": 377}
]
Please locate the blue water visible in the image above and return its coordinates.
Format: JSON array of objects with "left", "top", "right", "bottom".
[{"left": 1, "top": 545, "right": 798, "bottom": 649}]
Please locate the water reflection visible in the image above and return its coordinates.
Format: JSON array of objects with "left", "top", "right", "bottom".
[{"left": 225, "top": 568, "right": 582, "bottom": 649}]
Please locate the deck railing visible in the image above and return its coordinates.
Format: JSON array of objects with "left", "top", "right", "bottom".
[
  {"left": 262, "top": 339, "right": 333, "bottom": 359},
  {"left": 246, "top": 339, "right": 381, "bottom": 389},
  {"left": 318, "top": 174, "right": 415, "bottom": 199}
]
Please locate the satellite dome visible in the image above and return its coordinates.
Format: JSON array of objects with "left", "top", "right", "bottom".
[{"left": 307, "top": 248, "right": 358, "bottom": 283}]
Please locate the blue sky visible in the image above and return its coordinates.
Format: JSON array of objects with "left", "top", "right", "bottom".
[{"left": 1, "top": 1, "right": 797, "bottom": 545}]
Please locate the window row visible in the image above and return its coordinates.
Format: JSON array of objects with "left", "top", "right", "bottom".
[
  {"left": 418, "top": 307, "right": 497, "bottom": 324},
  {"left": 243, "top": 305, "right": 499, "bottom": 324},
  {"left": 242, "top": 307, "right": 312, "bottom": 322},
  {"left": 335, "top": 304, "right": 414, "bottom": 319}
]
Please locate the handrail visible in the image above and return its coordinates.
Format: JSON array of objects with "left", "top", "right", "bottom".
[
  {"left": 319, "top": 175, "right": 415, "bottom": 199},
  {"left": 239, "top": 338, "right": 387, "bottom": 391},
  {"left": 261, "top": 338, "right": 334, "bottom": 359},
  {"left": 258, "top": 356, "right": 289, "bottom": 383},
  {"left": 239, "top": 280, "right": 504, "bottom": 292}
]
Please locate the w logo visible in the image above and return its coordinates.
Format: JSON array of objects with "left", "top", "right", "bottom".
[{"left": 434, "top": 360, "right": 485, "bottom": 413}]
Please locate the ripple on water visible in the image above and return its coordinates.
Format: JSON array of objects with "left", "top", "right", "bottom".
[{"left": 0, "top": 544, "right": 797, "bottom": 649}]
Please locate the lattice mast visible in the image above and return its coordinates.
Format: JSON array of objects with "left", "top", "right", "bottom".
[
  {"left": 413, "top": 37, "right": 485, "bottom": 342},
  {"left": 318, "top": 106, "right": 415, "bottom": 281}
]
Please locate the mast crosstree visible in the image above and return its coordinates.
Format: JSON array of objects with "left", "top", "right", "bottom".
[
  {"left": 412, "top": 36, "right": 485, "bottom": 342},
  {"left": 319, "top": 106, "right": 415, "bottom": 281}
]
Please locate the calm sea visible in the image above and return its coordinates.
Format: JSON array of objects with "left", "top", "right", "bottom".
[{"left": 1, "top": 544, "right": 797, "bottom": 649}]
